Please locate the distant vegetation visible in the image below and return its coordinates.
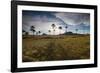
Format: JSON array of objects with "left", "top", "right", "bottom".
[{"left": 22, "top": 23, "right": 88, "bottom": 36}]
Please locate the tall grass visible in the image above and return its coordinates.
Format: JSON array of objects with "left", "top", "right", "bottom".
[{"left": 22, "top": 35, "right": 90, "bottom": 62}]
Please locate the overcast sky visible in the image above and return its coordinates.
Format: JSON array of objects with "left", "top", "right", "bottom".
[{"left": 22, "top": 10, "right": 90, "bottom": 35}]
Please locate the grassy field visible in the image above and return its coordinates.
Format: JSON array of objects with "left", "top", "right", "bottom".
[{"left": 22, "top": 35, "right": 90, "bottom": 62}]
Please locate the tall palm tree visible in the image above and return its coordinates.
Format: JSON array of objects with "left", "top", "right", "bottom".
[
  {"left": 51, "top": 24, "right": 56, "bottom": 35},
  {"left": 25, "top": 32, "right": 28, "bottom": 35},
  {"left": 75, "top": 29, "right": 78, "bottom": 34},
  {"left": 30, "top": 26, "right": 35, "bottom": 35},
  {"left": 38, "top": 31, "right": 41, "bottom": 35},
  {"left": 48, "top": 30, "right": 51, "bottom": 35},
  {"left": 65, "top": 26, "right": 68, "bottom": 33},
  {"left": 59, "top": 26, "right": 62, "bottom": 35}
]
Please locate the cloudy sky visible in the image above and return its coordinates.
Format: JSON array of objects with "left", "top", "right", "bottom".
[{"left": 22, "top": 10, "right": 90, "bottom": 35}]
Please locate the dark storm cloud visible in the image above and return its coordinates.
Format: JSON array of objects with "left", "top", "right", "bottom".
[
  {"left": 54, "top": 12, "right": 90, "bottom": 25},
  {"left": 22, "top": 10, "right": 90, "bottom": 35}
]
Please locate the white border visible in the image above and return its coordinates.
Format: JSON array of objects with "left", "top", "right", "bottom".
[{"left": 17, "top": 5, "right": 94, "bottom": 68}]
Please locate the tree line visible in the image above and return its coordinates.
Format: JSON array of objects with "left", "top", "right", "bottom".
[{"left": 23, "top": 24, "right": 79, "bottom": 36}]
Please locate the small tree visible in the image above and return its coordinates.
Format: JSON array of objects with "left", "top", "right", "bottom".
[
  {"left": 75, "top": 29, "right": 78, "bottom": 34},
  {"left": 51, "top": 24, "right": 56, "bottom": 35},
  {"left": 65, "top": 26, "right": 68, "bottom": 33},
  {"left": 30, "top": 26, "right": 35, "bottom": 35},
  {"left": 38, "top": 31, "right": 41, "bottom": 35},
  {"left": 25, "top": 32, "right": 28, "bottom": 36},
  {"left": 59, "top": 26, "right": 62, "bottom": 35},
  {"left": 48, "top": 30, "right": 51, "bottom": 35}
]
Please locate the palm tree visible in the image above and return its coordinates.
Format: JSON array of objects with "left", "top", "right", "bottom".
[
  {"left": 25, "top": 32, "right": 28, "bottom": 35},
  {"left": 51, "top": 24, "right": 56, "bottom": 35},
  {"left": 59, "top": 26, "right": 62, "bottom": 35},
  {"left": 38, "top": 31, "right": 41, "bottom": 35},
  {"left": 65, "top": 26, "right": 68, "bottom": 33},
  {"left": 48, "top": 30, "right": 51, "bottom": 35},
  {"left": 75, "top": 29, "right": 78, "bottom": 34},
  {"left": 30, "top": 26, "right": 35, "bottom": 35}
]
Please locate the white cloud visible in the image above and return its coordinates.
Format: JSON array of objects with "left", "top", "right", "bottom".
[{"left": 22, "top": 15, "right": 65, "bottom": 35}]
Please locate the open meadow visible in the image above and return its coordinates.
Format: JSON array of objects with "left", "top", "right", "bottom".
[{"left": 22, "top": 35, "right": 90, "bottom": 62}]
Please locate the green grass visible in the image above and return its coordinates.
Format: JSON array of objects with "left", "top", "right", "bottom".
[{"left": 22, "top": 35, "right": 90, "bottom": 62}]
